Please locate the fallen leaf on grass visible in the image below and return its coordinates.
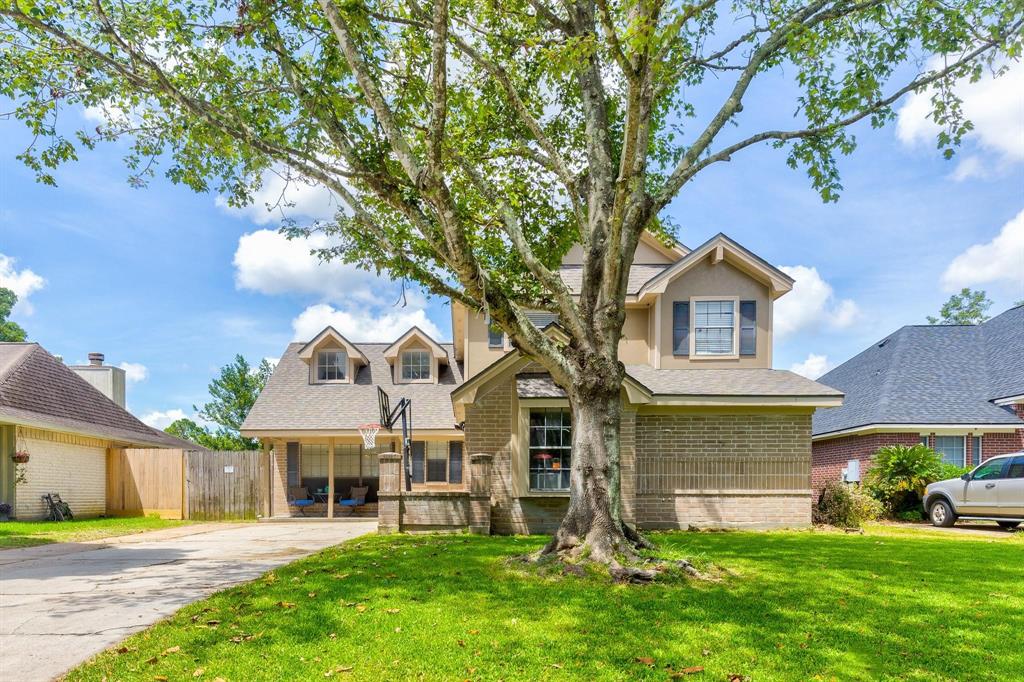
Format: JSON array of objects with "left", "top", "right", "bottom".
[
  {"left": 154, "top": 676, "right": 168, "bottom": 681},
  {"left": 468, "top": 629, "right": 479, "bottom": 635},
  {"left": 162, "top": 646, "right": 180, "bottom": 656},
  {"left": 385, "top": 608, "right": 400, "bottom": 614},
  {"left": 308, "top": 592, "right": 317, "bottom": 598},
  {"left": 145, "top": 657, "right": 159, "bottom": 665},
  {"left": 115, "top": 646, "right": 137, "bottom": 655},
  {"left": 669, "top": 666, "right": 705, "bottom": 677},
  {"left": 192, "top": 669, "right": 205, "bottom": 678},
  {"left": 457, "top": 639, "right": 466, "bottom": 647},
  {"left": 277, "top": 601, "right": 296, "bottom": 609},
  {"left": 550, "top": 663, "right": 563, "bottom": 669},
  {"left": 329, "top": 633, "right": 337, "bottom": 640},
  {"left": 355, "top": 604, "right": 367, "bottom": 613},
  {"left": 634, "top": 657, "right": 655, "bottom": 666}
]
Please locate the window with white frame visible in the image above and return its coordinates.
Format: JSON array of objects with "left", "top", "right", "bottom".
[
  {"left": 317, "top": 350, "right": 347, "bottom": 381},
  {"left": 333, "top": 443, "right": 361, "bottom": 477},
  {"left": 401, "top": 349, "right": 431, "bottom": 380},
  {"left": 933, "top": 435, "right": 965, "bottom": 467},
  {"left": 300, "top": 443, "right": 329, "bottom": 479},
  {"left": 694, "top": 300, "right": 735, "bottom": 355},
  {"left": 529, "top": 408, "right": 571, "bottom": 491},
  {"left": 487, "top": 319, "right": 505, "bottom": 348}
]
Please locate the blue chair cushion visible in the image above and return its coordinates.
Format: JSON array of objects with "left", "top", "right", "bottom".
[
  {"left": 291, "top": 499, "right": 315, "bottom": 507},
  {"left": 339, "top": 499, "right": 361, "bottom": 507}
]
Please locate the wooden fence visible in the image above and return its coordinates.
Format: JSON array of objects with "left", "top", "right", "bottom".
[
  {"left": 185, "top": 450, "right": 266, "bottom": 521},
  {"left": 106, "top": 448, "right": 267, "bottom": 521}
]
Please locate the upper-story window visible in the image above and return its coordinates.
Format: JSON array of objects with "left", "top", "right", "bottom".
[
  {"left": 694, "top": 300, "right": 735, "bottom": 355},
  {"left": 317, "top": 350, "right": 347, "bottom": 381},
  {"left": 487, "top": 320, "right": 505, "bottom": 348},
  {"left": 401, "top": 349, "right": 431, "bottom": 380}
]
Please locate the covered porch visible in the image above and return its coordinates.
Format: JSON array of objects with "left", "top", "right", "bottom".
[{"left": 264, "top": 432, "right": 467, "bottom": 519}]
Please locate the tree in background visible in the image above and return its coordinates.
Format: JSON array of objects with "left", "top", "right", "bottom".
[
  {"left": 927, "top": 288, "right": 993, "bottom": 325},
  {"left": 3, "top": 0, "right": 1021, "bottom": 572},
  {"left": 165, "top": 355, "right": 274, "bottom": 450},
  {"left": 0, "top": 287, "right": 27, "bottom": 342}
]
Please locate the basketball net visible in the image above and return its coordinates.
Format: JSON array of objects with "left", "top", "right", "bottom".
[{"left": 357, "top": 423, "right": 381, "bottom": 449}]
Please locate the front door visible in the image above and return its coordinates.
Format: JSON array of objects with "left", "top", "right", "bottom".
[
  {"left": 999, "top": 455, "right": 1024, "bottom": 516},
  {"left": 961, "top": 459, "right": 1005, "bottom": 515}
]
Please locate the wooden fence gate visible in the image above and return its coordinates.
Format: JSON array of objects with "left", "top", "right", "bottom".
[
  {"left": 107, "top": 448, "right": 267, "bottom": 520},
  {"left": 185, "top": 450, "right": 266, "bottom": 521}
]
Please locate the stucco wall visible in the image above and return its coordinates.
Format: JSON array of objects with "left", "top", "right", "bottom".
[
  {"left": 658, "top": 259, "right": 772, "bottom": 369},
  {"left": 14, "top": 427, "right": 107, "bottom": 519}
]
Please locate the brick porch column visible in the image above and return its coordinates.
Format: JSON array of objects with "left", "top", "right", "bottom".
[
  {"left": 377, "top": 452, "right": 402, "bottom": 533},
  {"left": 468, "top": 453, "right": 493, "bottom": 535}
]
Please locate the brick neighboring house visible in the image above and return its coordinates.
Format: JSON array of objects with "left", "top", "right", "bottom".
[
  {"left": 243, "top": 231, "right": 844, "bottom": 531},
  {"left": 0, "top": 344, "right": 188, "bottom": 519},
  {"left": 812, "top": 305, "right": 1024, "bottom": 489}
]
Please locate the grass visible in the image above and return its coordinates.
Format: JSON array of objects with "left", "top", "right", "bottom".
[
  {"left": 67, "top": 526, "right": 1023, "bottom": 682},
  {"left": 0, "top": 515, "right": 192, "bottom": 548}
]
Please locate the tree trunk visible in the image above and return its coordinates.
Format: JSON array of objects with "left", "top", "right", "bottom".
[{"left": 539, "top": 385, "right": 645, "bottom": 564}]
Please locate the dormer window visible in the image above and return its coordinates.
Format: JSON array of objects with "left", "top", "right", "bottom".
[
  {"left": 317, "top": 350, "right": 347, "bottom": 381},
  {"left": 694, "top": 300, "right": 735, "bottom": 356},
  {"left": 401, "top": 350, "right": 431, "bottom": 381}
]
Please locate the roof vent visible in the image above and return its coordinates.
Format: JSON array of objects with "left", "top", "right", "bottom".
[
  {"left": 877, "top": 338, "right": 890, "bottom": 348},
  {"left": 88, "top": 352, "right": 105, "bottom": 366}
]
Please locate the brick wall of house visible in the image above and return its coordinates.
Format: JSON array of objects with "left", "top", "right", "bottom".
[
  {"left": 634, "top": 412, "right": 813, "bottom": 529},
  {"left": 811, "top": 432, "right": 921, "bottom": 490},
  {"left": 269, "top": 440, "right": 290, "bottom": 517},
  {"left": 14, "top": 426, "right": 108, "bottom": 519}
]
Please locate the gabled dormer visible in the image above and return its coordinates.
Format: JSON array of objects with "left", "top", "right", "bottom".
[
  {"left": 383, "top": 327, "right": 449, "bottom": 385},
  {"left": 297, "top": 327, "right": 369, "bottom": 385}
]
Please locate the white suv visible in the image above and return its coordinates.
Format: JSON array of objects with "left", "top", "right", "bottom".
[{"left": 923, "top": 452, "right": 1024, "bottom": 529}]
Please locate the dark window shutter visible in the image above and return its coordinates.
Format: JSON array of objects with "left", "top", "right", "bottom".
[
  {"left": 286, "top": 442, "right": 300, "bottom": 488},
  {"left": 411, "top": 441, "right": 425, "bottom": 484},
  {"left": 672, "top": 302, "right": 690, "bottom": 356},
  {"left": 448, "top": 441, "right": 463, "bottom": 484},
  {"left": 740, "top": 301, "right": 757, "bottom": 356}
]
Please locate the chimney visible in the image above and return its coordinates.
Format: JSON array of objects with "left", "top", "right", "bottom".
[{"left": 71, "top": 352, "right": 126, "bottom": 407}]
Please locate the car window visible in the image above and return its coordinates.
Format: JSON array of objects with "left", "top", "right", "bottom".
[
  {"left": 1007, "top": 456, "right": 1024, "bottom": 479},
  {"left": 972, "top": 460, "right": 1005, "bottom": 481}
]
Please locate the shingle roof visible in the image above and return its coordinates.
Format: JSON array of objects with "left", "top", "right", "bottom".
[
  {"left": 0, "top": 343, "right": 189, "bottom": 448},
  {"left": 241, "top": 341, "right": 464, "bottom": 432},
  {"left": 514, "top": 367, "right": 841, "bottom": 399},
  {"left": 812, "top": 305, "right": 1024, "bottom": 436},
  {"left": 558, "top": 264, "right": 670, "bottom": 295},
  {"left": 625, "top": 366, "right": 843, "bottom": 397}
]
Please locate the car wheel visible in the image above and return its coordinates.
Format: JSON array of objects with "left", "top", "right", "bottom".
[
  {"left": 997, "top": 521, "right": 1020, "bottom": 530},
  {"left": 929, "top": 500, "right": 956, "bottom": 528}
]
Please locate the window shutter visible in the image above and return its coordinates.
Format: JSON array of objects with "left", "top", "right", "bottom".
[
  {"left": 740, "top": 301, "right": 757, "bottom": 356},
  {"left": 286, "top": 442, "right": 300, "bottom": 488},
  {"left": 448, "top": 441, "right": 463, "bottom": 484},
  {"left": 672, "top": 302, "right": 690, "bottom": 356},
  {"left": 411, "top": 441, "right": 425, "bottom": 484}
]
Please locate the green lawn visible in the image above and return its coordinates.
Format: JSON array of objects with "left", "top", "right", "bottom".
[
  {"left": 0, "top": 516, "right": 192, "bottom": 548},
  {"left": 68, "top": 525, "right": 1023, "bottom": 681}
]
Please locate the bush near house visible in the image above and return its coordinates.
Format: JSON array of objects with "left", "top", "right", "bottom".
[
  {"left": 864, "top": 444, "right": 967, "bottom": 516},
  {"left": 813, "top": 481, "right": 883, "bottom": 528}
]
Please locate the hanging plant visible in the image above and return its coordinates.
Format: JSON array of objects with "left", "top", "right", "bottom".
[{"left": 11, "top": 450, "right": 30, "bottom": 464}]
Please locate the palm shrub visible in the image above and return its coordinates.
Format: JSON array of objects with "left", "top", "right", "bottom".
[{"left": 864, "top": 444, "right": 944, "bottom": 514}]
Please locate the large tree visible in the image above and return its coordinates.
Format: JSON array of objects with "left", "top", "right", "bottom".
[{"left": 2, "top": 0, "right": 1021, "bottom": 569}]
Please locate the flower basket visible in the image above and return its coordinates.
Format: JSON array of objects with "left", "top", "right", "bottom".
[{"left": 11, "top": 451, "right": 30, "bottom": 464}]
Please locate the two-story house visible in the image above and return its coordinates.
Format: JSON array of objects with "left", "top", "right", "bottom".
[{"left": 242, "top": 232, "right": 843, "bottom": 531}]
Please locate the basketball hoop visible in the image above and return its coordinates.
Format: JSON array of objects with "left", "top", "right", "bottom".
[{"left": 357, "top": 423, "right": 381, "bottom": 449}]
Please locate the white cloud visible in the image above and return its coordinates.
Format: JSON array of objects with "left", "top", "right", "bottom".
[
  {"left": 790, "top": 353, "right": 834, "bottom": 379},
  {"left": 140, "top": 408, "right": 186, "bottom": 429},
  {"left": 897, "top": 58, "right": 1024, "bottom": 177},
  {"left": 0, "top": 253, "right": 46, "bottom": 315},
  {"left": 118, "top": 361, "right": 149, "bottom": 383},
  {"left": 291, "top": 303, "right": 443, "bottom": 342},
  {"left": 940, "top": 209, "right": 1024, "bottom": 292},
  {"left": 775, "top": 265, "right": 861, "bottom": 337},
  {"left": 216, "top": 168, "right": 340, "bottom": 225},
  {"left": 233, "top": 229, "right": 386, "bottom": 304}
]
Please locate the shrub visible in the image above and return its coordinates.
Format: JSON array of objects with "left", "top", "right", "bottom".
[
  {"left": 896, "top": 510, "right": 924, "bottom": 522},
  {"left": 937, "top": 463, "right": 970, "bottom": 482},
  {"left": 813, "top": 481, "right": 880, "bottom": 528},
  {"left": 864, "top": 444, "right": 945, "bottom": 514}
]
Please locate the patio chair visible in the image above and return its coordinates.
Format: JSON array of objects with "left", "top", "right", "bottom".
[
  {"left": 287, "top": 487, "right": 315, "bottom": 516},
  {"left": 41, "top": 493, "right": 73, "bottom": 522},
  {"left": 338, "top": 486, "right": 369, "bottom": 515}
]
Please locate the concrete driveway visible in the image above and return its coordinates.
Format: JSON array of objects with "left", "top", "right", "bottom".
[{"left": 0, "top": 520, "right": 375, "bottom": 681}]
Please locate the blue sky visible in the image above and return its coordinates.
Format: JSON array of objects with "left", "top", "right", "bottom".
[{"left": 1, "top": 62, "right": 1021, "bottom": 428}]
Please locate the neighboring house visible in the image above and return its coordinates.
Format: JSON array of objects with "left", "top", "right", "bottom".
[
  {"left": 811, "top": 305, "right": 1024, "bottom": 489},
  {"left": 242, "top": 232, "right": 844, "bottom": 530},
  {"left": 0, "top": 344, "right": 187, "bottom": 519}
]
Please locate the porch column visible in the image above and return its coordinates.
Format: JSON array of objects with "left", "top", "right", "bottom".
[
  {"left": 327, "top": 438, "right": 335, "bottom": 519},
  {"left": 377, "top": 452, "right": 401, "bottom": 533},
  {"left": 468, "top": 453, "right": 493, "bottom": 535}
]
